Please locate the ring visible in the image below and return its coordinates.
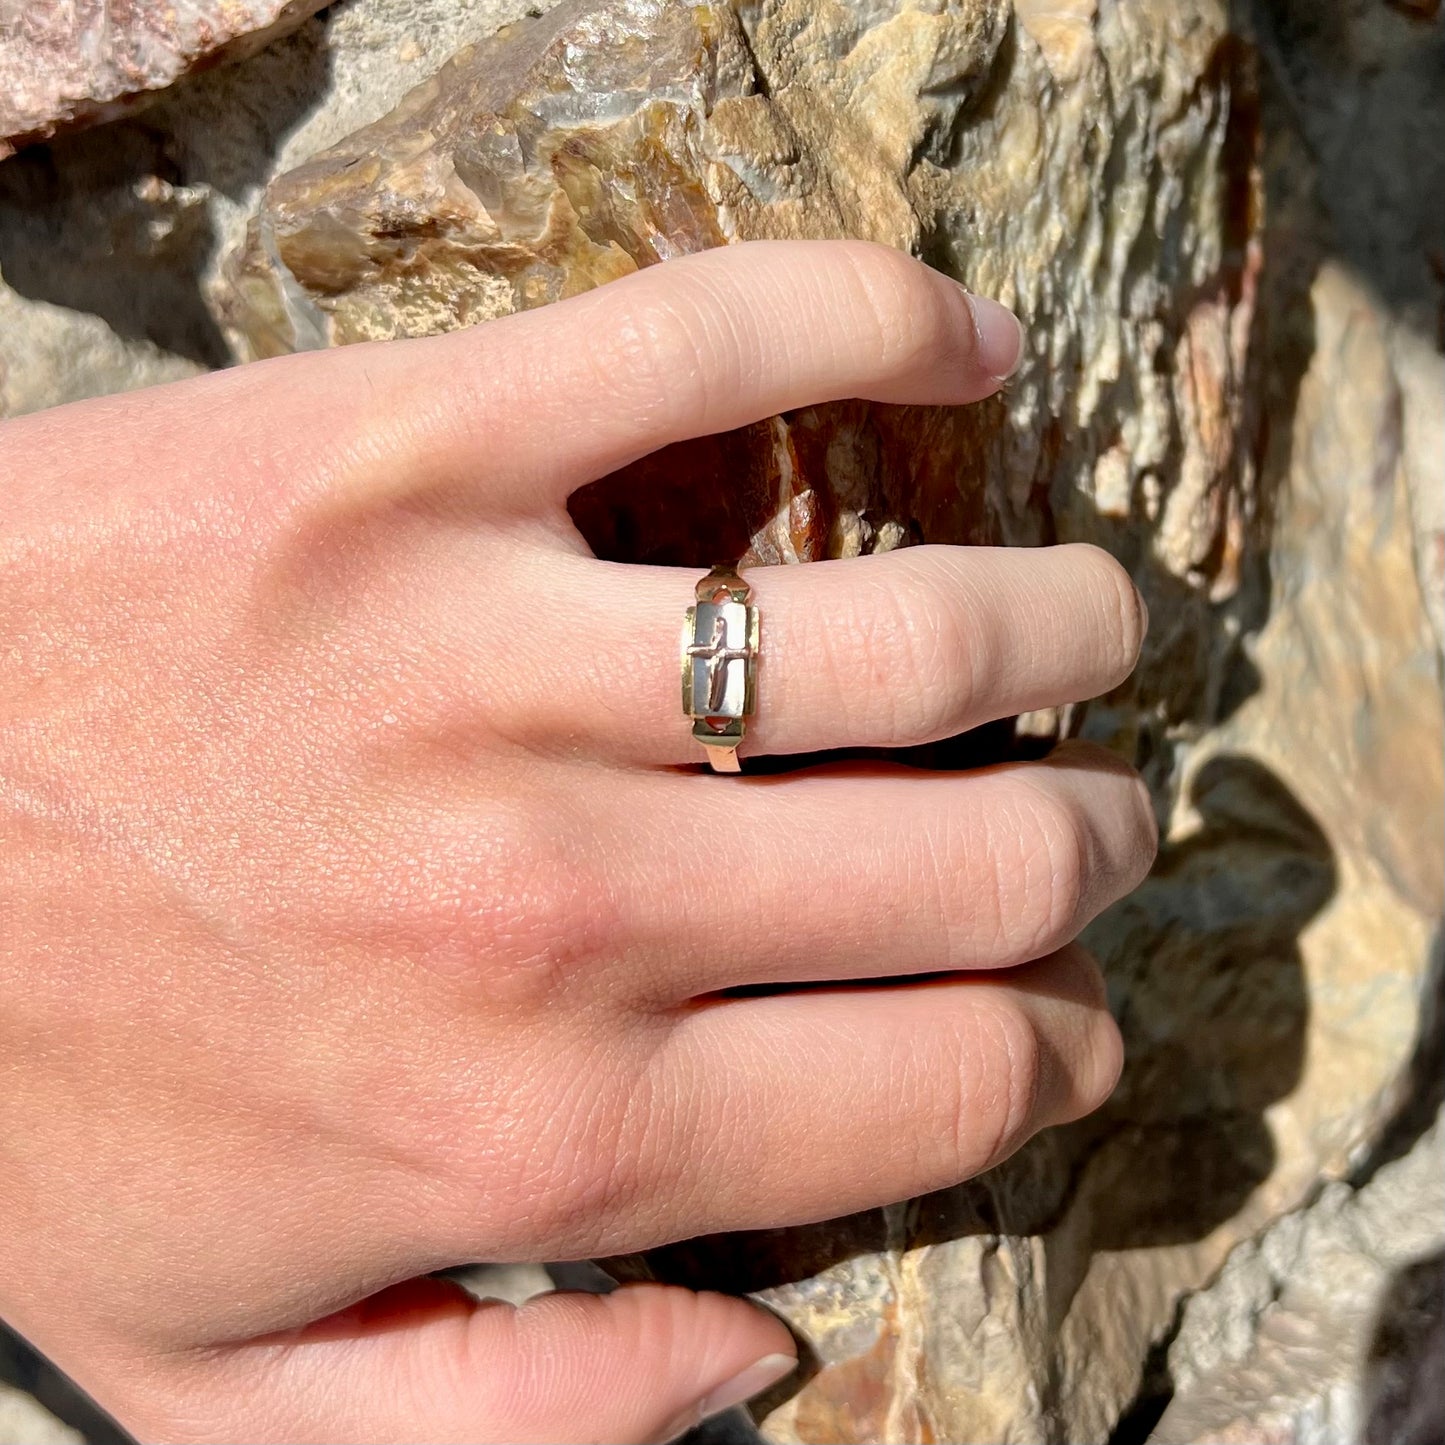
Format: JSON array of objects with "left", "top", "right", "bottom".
[{"left": 681, "top": 563, "right": 760, "bottom": 773}]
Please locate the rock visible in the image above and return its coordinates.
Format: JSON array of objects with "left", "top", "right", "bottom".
[
  {"left": 451, "top": 1262, "right": 555, "bottom": 1306},
  {"left": 215, "top": 2, "right": 1444, "bottom": 1441},
  {"left": 1244, "top": 0, "right": 1445, "bottom": 658},
  {"left": 0, "top": 1384, "right": 81, "bottom": 1445},
  {"left": 0, "top": 0, "right": 331, "bottom": 159},
  {"left": 223, "top": 0, "right": 745, "bottom": 353},
  {"left": 0, "top": 281, "right": 202, "bottom": 418},
  {"left": 1151, "top": 1109, "right": 1445, "bottom": 1445},
  {"left": 0, "top": 0, "right": 561, "bottom": 417}
]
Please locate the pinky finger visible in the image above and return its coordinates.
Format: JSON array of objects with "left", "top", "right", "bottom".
[
  {"left": 661, "top": 945, "right": 1122, "bottom": 1235},
  {"left": 110, "top": 1279, "right": 796, "bottom": 1445}
]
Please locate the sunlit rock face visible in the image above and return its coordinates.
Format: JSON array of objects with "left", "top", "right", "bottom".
[
  {"left": 216, "top": 1, "right": 1443, "bottom": 1440},
  {"left": 223, "top": 0, "right": 1249, "bottom": 574},
  {"left": 0, "top": 0, "right": 333, "bottom": 158},
  {"left": 1151, "top": 1111, "right": 1445, "bottom": 1445}
]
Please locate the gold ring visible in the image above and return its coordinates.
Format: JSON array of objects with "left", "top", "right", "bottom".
[{"left": 680, "top": 563, "right": 759, "bottom": 773}]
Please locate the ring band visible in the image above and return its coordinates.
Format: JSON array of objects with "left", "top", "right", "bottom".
[{"left": 681, "top": 563, "right": 759, "bottom": 773}]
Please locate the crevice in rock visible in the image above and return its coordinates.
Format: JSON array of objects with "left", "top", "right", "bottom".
[
  {"left": 1107, "top": 1298, "right": 1186, "bottom": 1445},
  {"left": 730, "top": 13, "right": 773, "bottom": 101}
]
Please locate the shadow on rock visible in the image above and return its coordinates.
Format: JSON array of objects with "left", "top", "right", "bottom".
[
  {"left": 0, "top": 1324, "right": 130, "bottom": 1445},
  {"left": 1364, "top": 1249, "right": 1445, "bottom": 1445},
  {"left": 0, "top": 20, "right": 332, "bottom": 367}
]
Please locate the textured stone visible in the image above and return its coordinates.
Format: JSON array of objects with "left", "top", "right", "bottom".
[
  {"left": 1245, "top": 0, "right": 1445, "bottom": 659},
  {"left": 1152, "top": 1110, "right": 1445, "bottom": 1445},
  {"left": 216, "top": 2, "right": 1445, "bottom": 1441},
  {"left": 0, "top": 1384, "right": 80, "bottom": 1445},
  {"left": 0, "top": 280, "right": 203, "bottom": 417},
  {"left": 0, "top": 0, "right": 559, "bottom": 417},
  {"left": 0, "top": 0, "right": 331, "bottom": 158}
]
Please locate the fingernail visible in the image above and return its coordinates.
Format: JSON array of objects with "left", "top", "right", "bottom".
[
  {"left": 966, "top": 292, "right": 1026, "bottom": 382},
  {"left": 658, "top": 1353, "right": 797, "bottom": 1441},
  {"left": 699, "top": 1353, "right": 796, "bottom": 1420}
]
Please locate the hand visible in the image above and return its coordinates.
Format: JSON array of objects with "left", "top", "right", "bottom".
[{"left": 0, "top": 241, "right": 1155, "bottom": 1444}]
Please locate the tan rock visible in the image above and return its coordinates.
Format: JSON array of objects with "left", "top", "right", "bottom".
[{"left": 0, "top": 0, "right": 566, "bottom": 419}]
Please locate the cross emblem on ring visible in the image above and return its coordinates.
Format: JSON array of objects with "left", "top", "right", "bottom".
[{"left": 687, "top": 613, "right": 751, "bottom": 715}]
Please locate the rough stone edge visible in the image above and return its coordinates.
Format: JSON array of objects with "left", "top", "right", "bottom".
[{"left": 0, "top": 0, "right": 332, "bottom": 160}]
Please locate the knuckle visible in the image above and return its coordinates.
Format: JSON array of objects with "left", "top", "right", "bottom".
[
  {"left": 491, "top": 1049, "right": 654, "bottom": 1249},
  {"left": 1011, "top": 783, "right": 1091, "bottom": 957},
  {"left": 1086, "top": 1007, "right": 1127, "bottom": 1112},
  {"left": 957, "top": 999, "right": 1043, "bottom": 1174},
  {"left": 853, "top": 557, "right": 980, "bottom": 746},
  {"left": 1054, "top": 739, "right": 1161, "bottom": 894},
  {"left": 589, "top": 283, "right": 727, "bottom": 432},
  {"left": 400, "top": 799, "right": 617, "bottom": 1009},
  {"left": 1064, "top": 941, "right": 1112, "bottom": 1012},
  {"left": 422, "top": 1041, "right": 649, "bottom": 1256},
  {"left": 836, "top": 241, "right": 969, "bottom": 379},
  {"left": 1128, "top": 769, "right": 1162, "bottom": 883},
  {"left": 1073, "top": 544, "right": 1147, "bottom": 680},
  {"left": 482, "top": 825, "right": 612, "bottom": 1008},
  {"left": 1051, "top": 943, "right": 1126, "bottom": 1118}
]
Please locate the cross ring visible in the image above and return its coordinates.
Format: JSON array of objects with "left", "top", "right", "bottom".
[{"left": 680, "top": 563, "right": 760, "bottom": 773}]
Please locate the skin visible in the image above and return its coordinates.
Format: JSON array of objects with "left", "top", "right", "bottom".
[{"left": 0, "top": 240, "right": 1157, "bottom": 1444}]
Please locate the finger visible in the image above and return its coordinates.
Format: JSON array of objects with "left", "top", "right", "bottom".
[
  {"left": 348, "top": 239, "right": 1023, "bottom": 513},
  {"left": 473, "top": 542, "right": 1145, "bottom": 764},
  {"left": 658, "top": 945, "right": 1122, "bottom": 1234},
  {"left": 121, "top": 1279, "right": 796, "bottom": 1445},
  {"left": 598, "top": 742, "right": 1156, "bottom": 1002},
  {"left": 0, "top": 242, "right": 1018, "bottom": 535}
]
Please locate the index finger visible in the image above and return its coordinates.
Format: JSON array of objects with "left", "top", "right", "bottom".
[{"left": 365, "top": 238, "right": 1024, "bottom": 514}]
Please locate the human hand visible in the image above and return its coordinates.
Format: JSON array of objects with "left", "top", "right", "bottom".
[{"left": 0, "top": 241, "right": 1155, "bottom": 1444}]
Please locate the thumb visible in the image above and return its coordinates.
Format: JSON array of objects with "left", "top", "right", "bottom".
[{"left": 162, "top": 1276, "right": 798, "bottom": 1444}]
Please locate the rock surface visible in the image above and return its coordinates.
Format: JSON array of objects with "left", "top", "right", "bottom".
[
  {"left": 0, "top": 0, "right": 331, "bottom": 158},
  {"left": 1152, "top": 1112, "right": 1445, "bottom": 1445},
  {"left": 218, "top": 1, "right": 1445, "bottom": 1440},
  {"left": 0, "top": 282, "right": 202, "bottom": 417},
  {"left": 0, "top": 0, "right": 553, "bottom": 417}
]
